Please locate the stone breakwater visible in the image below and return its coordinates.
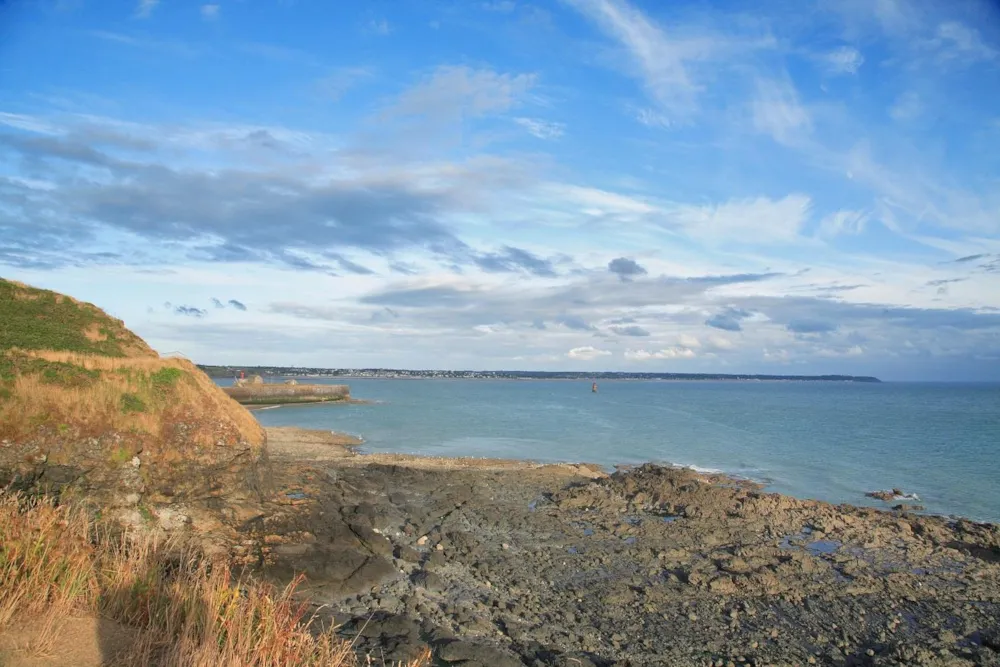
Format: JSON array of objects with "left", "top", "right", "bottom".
[
  {"left": 223, "top": 383, "right": 350, "bottom": 405},
  {"left": 244, "top": 428, "right": 1000, "bottom": 667}
]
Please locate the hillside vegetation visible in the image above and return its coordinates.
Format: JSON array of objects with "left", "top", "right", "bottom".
[
  {"left": 0, "top": 279, "right": 154, "bottom": 357},
  {"left": 0, "top": 278, "right": 263, "bottom": 455}
]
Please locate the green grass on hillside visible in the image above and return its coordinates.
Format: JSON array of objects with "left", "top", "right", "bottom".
[{"left": 0, "top": 278, "right": 152, "bottom": 357}]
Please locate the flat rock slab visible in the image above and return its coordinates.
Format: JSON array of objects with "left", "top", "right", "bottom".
[{"left": 437, "top": 639, "right": 524, "bottom": 667}]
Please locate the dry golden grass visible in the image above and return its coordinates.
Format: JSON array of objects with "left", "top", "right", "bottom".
[
  {"left": 0, "top": 494, "right": 429, "bottom": 667},
  {"left": 0, "top": 351, "right": 264, "bottom": 451}
]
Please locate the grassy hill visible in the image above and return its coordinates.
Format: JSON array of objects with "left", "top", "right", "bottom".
[
  {"left": 0, "top": 279, "right": 155, "bottom": 357},
  {"left": 0, "top": 277, "right": 263, "bottom": 499}
]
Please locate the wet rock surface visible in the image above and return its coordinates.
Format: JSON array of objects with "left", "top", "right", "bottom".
[{"left": 253, "top": 435, "right": 1000, "bottom": 667}]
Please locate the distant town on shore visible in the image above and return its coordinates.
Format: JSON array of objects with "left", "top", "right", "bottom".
[{"left": 198, "top": 365, "right": 881, "bottom": 383}]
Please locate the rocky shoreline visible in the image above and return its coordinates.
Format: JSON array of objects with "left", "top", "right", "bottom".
[{"left": 244, "top": 428, "right": 1000, "bottom": 667}]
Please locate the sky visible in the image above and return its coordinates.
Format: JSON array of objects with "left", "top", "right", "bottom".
[{"left": 1, "top": 0, "right": 999, "bottom": 381}]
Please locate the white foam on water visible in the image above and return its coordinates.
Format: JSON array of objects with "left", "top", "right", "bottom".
[{"left": 679, "top": 463, "right": 724, "bottom": 475}]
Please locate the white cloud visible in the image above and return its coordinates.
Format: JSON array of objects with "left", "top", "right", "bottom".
[
  {"left": 514, "top": 117, "right": 565, "bottom": 139},
  {"left": 318, "top": 67, "right": 375, "bottom": 101},
  {"left": 389, "top": 66, "right": 536, "bottom": 120},
  {"left": 666, "top": 194, "right": 812, "bottom": 244},
  {"left": 763, "top": 347, "right": 792, "bottom": 362},
  {"left": 625, "top": 347, "right": 696, "bottom": 360},
  {"left": 676, "top": 333, "right": 701, "bottom": 349},
  {"left": 135, "top": 0, "right": 159, "bottom": 18},
  {"left": 483, "top": 1, "right": 517, "bottom": 11},
  {"left": 841, "top": 142, "right": 997, "bottom": 235},
  {"left": 752, "top": 76, "right": 812, "bottom": 146},
  {"left": 625, "top": 333, "right": 730, "bottom": 360},
  {"left": 818, "top": 209, "right": 870, "bottom": 238},
  {"left": 565, "top": 0, "right": 705, "bottom": 120},
  {"left": 0, "top": 112, "right": 57, "bottom": 134},
  {"left": 889, "top": 91, "right": 923, "bottom": 121},
  {"left": 633, "top": 107, "right": 671, "bottom": 128},
  {"left": 705, "top": 335, "right": 735, "bottom": 351},
  {"left": 817, "top": 345, "right": 865, "bottom": 358},
  {"left": 821, "top": 46, "right": 864, "bottom": 74},
  {"left": 567, "top": 345, "right": 612, "bottom": 360},
  {"left": 929, "top": 22, "right": 997, "bottom": 64},
  {"left": 543, "top": 184, "right": 659, "bottom": 222},
  {"left": 89, "top": 30, "right": 200, "bottom": 57},
  {"left": 368, "top": 19, "right": 391, "bottom": 36},
  {"left": 566, "top": 0, "right": 775, "bottom": 123},
  {"left": 201, "top": 4, "right": 220, "bottom": 20}
]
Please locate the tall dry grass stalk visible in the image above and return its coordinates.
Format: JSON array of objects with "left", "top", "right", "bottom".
[{"left": 0, "top": 494, "right": 428, "bottom": 667}]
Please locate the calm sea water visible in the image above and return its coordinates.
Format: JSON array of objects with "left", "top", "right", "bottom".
[{"left": 218, "top": 379, "right": 1000, "bottom": 523}]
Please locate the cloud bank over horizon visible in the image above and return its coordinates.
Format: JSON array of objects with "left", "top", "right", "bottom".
[{"left": 1, "top": 0, "right": 999, "bottom": 380}]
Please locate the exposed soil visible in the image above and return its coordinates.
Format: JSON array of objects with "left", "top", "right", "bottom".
[
  {"left": 0, "top": 615, "right": 138, "bottom": 667},
  {"left": 245, "top": 428, "right": 1000, "bottom": 667}
]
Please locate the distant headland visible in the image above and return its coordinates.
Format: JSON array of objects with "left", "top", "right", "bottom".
[{"left": 199, "top": 365, "right": 881, "bottom": 383}]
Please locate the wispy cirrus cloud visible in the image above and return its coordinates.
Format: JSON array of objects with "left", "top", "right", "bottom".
[
  {"left": 366, "top": 18, "right": 392, "bottom": 36},
  {"left": 925, "top": 21, "right": 997, "bottom": 65},
  {"left": 317, "top": 67, "right": 375, "bottom": 100},
  {"left": 564, "top": 0, "right": 703, "bottom": 120},
  {"left": 387, "top": 65, "right": 536, "bottom": 120},
  {"left": 565, "top": 0, "right": 774, "bottom": 123},
  {"left": 89, "top": 30, "right": 200, "bottom": 57},
  {"left": 820, "top": 46, "right": 864, "bottom": 75},
  {"left": 135, "top": 0, "right": 159, "bottom": 19},
  {"left": 667, "top": 195, "right": 812, "bottom": 245},
  {"left": 514, "top": 117, "right": 565, "bottom": 139},
  {"left": 752, "top": 75, "right": 812, "bottom": 146}
]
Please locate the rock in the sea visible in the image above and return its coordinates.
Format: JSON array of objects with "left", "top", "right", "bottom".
[
  {"left": 866, "top": 490, "right": 896, "bottom": 502},
  {"left": 892, "top": 503, "right": 925, "bottom": 512}
]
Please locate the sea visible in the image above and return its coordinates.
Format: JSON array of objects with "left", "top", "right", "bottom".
[{"left": 216, "top": 378, "right": 1000, "bottom": 524}]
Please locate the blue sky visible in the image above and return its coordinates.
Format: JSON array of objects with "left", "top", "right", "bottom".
[{"left": 1, "top": 0, "right": 999, "bottom": 380}]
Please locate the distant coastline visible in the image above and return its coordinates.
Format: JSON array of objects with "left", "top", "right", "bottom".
[{"left": 199, "top": 365, "right": 881, "bottom": 383}]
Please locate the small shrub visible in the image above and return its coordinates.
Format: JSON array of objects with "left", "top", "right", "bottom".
[
  {"left": 0, "top": 354, "right": 14, "bottom": 381},
  {"left": 109, "top": 447, "right": 132, "bottom": 464},
  {"left": 35, "top": 360, "right": 101, "bottom": 387},
  {"left": 137, "top": 505, "right": 154, "bottom": 525},
  {"left": 120, "top": 393, "right": 147, "bottom": 414},
  {"left": 150, "top": 366, "right": 184, "bottom": 390}
]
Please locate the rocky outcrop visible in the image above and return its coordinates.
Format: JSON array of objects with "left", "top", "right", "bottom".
[
  {"left": 252, "top": 449, "right": 1000, "bottom": 666},
  {"left": 0, "top": 278, "right": 268, "bottom": 548}
]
